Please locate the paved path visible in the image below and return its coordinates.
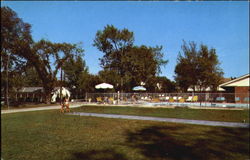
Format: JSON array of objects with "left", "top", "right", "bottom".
[
  {"left": 66, "top": 112, "right": 250, "bottom": 128},
  {"left": 1, "top": 103, "right": 83, "bottom": 114}
]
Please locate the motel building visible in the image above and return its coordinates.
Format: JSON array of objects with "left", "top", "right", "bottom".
[
  {"left": 186, "top": 74, "right": 249, "bottom": 104},
  {"left": 218, "top": 74, "right": 250, "bottom": 103}
]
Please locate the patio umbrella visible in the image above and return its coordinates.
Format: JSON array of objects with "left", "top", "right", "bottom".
[
  {"left": 95, "top": 83, "right": 114, "bottom": 89},
  {"left": 132, "top": 86, "right": 146, "bottom": 91}
]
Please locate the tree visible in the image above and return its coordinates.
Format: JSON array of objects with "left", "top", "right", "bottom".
[
  {"left": 154, "top": 76, "right": 176, "bottom": 93},
  {"left": 62, "top": 53, "right": 89, "bottom": 98},
  {"left": 94, "top": 25, "right": 168, "bottom": 92},
  {"left": 22, "top": 63, "right": 43, "bottom": 87},
  {"left": 1, "top": 7, "right": 84, "bottom": 103},
  {"left": 175, "top": 41, "right": 223, "bottom": 92},
  {"left": 93, "top": 24, "right": 134, "bottom": 91},
  {"left": 1, "top": 6, "right": 31, "bottom": 105},
  {"left": 124, "top": 45, "right": 160, "bottom": 92},
  {"left": 78, "top": 74, "right": 102, "bottom": 93}
]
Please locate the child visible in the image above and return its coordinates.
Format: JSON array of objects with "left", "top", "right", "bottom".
[{"left": 60, "top": 96, "right": 70, "bottom": 113}]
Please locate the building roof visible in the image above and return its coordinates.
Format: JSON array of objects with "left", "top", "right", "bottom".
[
  {"left": 219, "top": 74, "right": 250, "bottom": 88},
  {"left": 16, "top": 87, "right": 70, "bottom": 93},
  {"left": 17, "top": 87, "right": 44, "bottom": 93},
  {"left": 187, "top": 86, "right": 225, "bottom": 92}
]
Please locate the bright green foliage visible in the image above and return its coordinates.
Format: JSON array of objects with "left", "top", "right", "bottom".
[{"left": 175, "top": 41, "right": 223, "bottom": 92}]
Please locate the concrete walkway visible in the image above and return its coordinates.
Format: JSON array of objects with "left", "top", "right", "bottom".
[
  {"left": 66, "top": 112, "right": 250, "bottom": 128},
  {"left": 1, "top": 103, "right": 83, "bottom": 114}
]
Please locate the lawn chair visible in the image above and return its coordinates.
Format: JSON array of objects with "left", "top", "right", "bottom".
[
  {"left": 152, "top": 98, "right": 160, "bottom": 103},
  {"left": 96, "top": 97, "right": 103, "bottom": 104},
  {"left": 108, "top": 97, "right": 114, "bottom": 104},
  {"left": 169, "top": 97, "right": 174, "bottom": 102},
  {"left": 186, "top": 96, "right": 193, "bottom": 102},
  {"left": 165, "top": 96, "right": 170, "bottom": 101},
  {"left": 192, "top": 96, "right": 198, "bottom": 102},
  {"left": 178, "top": 97, "right": 185, "bottom": 103}
]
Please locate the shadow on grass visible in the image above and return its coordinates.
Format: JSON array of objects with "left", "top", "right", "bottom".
[
  {"left": 71, "top": 149, "right": 128, "bottom": 160},
  {"left": 126, "top": 125, "right": 249, "bottom": 160}
]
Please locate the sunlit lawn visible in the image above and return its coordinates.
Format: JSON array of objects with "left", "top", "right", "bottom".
[
  {"left": 1, "top": 109, "right": 249, "bottom": 160},
  {"left": 73, "top": 105, "right": 250, "bottom": 123}
]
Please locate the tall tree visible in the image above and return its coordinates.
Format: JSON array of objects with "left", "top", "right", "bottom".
[
  {"left": 175, "top": 41, "right": 223, "bottom": 92},
  {"left": 124, "top": 45, "right": 162, "bottom": 91},
  {"left": 94, "top": 25, "right": 168, "bottom": 92},
  {"left": 1, "top": 7, "right": 84, "bottom": 103},
  {"left": 93, "top": 24, "right": 134, "bottom": 91},
  {"left": 62, "top": 53, "right": 89, "bottom": 98},
  {"left": 154, "top": 76, "right": 176, "bottom": 93},
  {"left": 23, "top": 65, "right": 43, "bottom": 87},
  {"left": 1, "top": 6, "right": 31, "bottom": 105}
]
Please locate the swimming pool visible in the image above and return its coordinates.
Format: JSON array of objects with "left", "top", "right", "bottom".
[{"left": 144, "top": 102, "right": 249, "bottom": 108}]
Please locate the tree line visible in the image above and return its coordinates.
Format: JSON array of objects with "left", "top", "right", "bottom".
[{"left": 1, "top": 7, "right": 224, "bottom": 104}]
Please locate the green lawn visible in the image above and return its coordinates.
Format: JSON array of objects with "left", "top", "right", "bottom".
[
  {"left": 1, "top": 109, "right": 249, "bottom": 160},
  {"left": 73, "top": 105, "right": 250, "bottom": 123}
]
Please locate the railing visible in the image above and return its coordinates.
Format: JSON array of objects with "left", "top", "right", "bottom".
[{"left": 85, "top": 92, "right": 249, "bottom": 107}]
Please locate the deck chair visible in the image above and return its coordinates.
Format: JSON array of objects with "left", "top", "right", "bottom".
[
  {"left": 165, "top": 96, "right": 170, "bottom": 101},
  {"left": 169, "top": 97, "right": 174, "bottom": 102},
  {"left": 96, "top": 97, "right": 103, "bottom": 104},
  {"left": 178, "top": 97, "right": 185, "bottom": 103},
  {"left": 108, "top": 97, "right": 114, "bottom": 104},
  {"left": 186, "top": 96, "right": 193, "bottom": 102},
  {"left": 152, "top": 98, "right": 160, "bottom": 102},
  {"left": 192, "top": 96, "right": 198, "bottom": 102},
  {"left": 173, "top": 96, "right": 178, "bottom": 102}
]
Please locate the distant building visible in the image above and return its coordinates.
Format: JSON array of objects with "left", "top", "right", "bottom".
[
  {"left": 187, "top": 86, "right": 225, "bottom": 92},
  {"left": 14, "top": 87, "right": 68, "bottom": 102},
  {"left": 218, "top": 74, "right": 249, "bottom": 103}
]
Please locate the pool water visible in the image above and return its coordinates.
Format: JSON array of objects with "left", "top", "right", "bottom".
[{"left": 144, "top": 102, "right": 249, "bottom": 108}]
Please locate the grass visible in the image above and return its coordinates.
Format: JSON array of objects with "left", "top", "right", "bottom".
[
  {"left": 1, "top": 109, "right": 249, "bottom": 160},
  {"left": 72, "top": 105, "right": 250, "bottom": 123}
]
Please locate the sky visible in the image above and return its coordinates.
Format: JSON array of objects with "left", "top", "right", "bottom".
[{"left": 2, "top": 1, "right": 249, "bottom": 80}]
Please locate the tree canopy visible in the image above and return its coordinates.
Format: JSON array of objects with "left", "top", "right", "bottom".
[
  {"left": 175, "top": 41, "right": 223, "bottom": 92},
  {"left": 1, "top": 7, "right": 84, "bottom": 103},
  {"left": 93, "top": 25, "right": 168, "bottom": 92}
]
